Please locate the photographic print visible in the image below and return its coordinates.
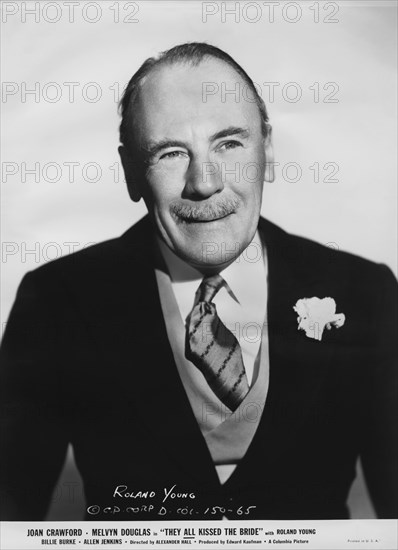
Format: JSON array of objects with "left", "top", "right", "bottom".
[{"left": 1, "top": 1, "right": 397, "bottom": 548}]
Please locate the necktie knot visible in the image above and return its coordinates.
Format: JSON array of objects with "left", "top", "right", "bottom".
[{"left": 197, "top": 274, "right": 224, "bottom": 304}]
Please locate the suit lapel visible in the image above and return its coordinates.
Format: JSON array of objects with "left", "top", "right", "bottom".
[
  {"left": 265, "top": 223, "right": 338, "bottom": 426},
  {"left": 225, "top": 219, "right": 339, "bottom": 484},
  {"left": 117, "top": 218, "right": 220, "bottom": 487}
]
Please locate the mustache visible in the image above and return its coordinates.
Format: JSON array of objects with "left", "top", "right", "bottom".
[{"left": 170, "top": 196, "right": 241, "bottom": 222}]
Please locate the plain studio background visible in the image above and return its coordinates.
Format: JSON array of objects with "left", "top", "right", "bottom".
[{"left": 1, "top": 0, "right": 396, "bottom": 519}]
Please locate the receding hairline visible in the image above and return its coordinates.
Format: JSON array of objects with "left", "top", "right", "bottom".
[
  {"left": 119, "top": 44, "right": 269, "bottom": 149},
  {"left": 132, "top": 55, "right": 256, "bottom": 105}
]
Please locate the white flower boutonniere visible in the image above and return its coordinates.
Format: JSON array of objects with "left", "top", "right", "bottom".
[{"left": 293, "top": 297, "right": 345, "bottom": 342}]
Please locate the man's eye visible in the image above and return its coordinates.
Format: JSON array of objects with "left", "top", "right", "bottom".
[
  {"left": 218, "top": 141, "right": 243, "bottom": 151},
  {"left": 160, "top": 150, "right": 188, "bottom": 160}
]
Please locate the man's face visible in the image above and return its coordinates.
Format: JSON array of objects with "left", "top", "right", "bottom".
[{"left": 122, "top": 58, "right": 272, "bottom": 272}]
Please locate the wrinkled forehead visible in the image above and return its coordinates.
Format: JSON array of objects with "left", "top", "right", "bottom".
[{"left": 133, "top": 58, "right": 262, "bottom": 145}]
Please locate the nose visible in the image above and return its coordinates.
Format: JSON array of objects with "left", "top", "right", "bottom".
[{"left": 183, "top": 154, "right": 224, "bottom": 199}]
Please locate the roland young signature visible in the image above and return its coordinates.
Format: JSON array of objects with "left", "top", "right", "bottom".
[
  {"left": 86, "top": 484, "right": 257, "bottom": 516},
  {"left": 113, "top": 484, "right": 195, "bottom": 503}
]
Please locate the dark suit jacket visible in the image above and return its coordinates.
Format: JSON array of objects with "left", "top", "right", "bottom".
[{"left": 1, "top": 216, "right": 397, "bottom": 521}]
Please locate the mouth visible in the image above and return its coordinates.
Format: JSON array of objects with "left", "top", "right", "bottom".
[{"left": 178, "top": 211, "right": 234, "bottom": 224}]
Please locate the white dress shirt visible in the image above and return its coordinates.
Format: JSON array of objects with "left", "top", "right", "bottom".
[{"left": 157, "top": 231, "right": 268, "bottom": 386}]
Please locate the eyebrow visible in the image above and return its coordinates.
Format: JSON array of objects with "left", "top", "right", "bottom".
[
  {"left": 143, "top": 126, "right": 250, "bottom": 158},
  {"left": 209, "top": 126, "right": 250, "bottom": 142}
]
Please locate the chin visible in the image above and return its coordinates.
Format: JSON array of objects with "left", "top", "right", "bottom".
[
  {"left": 159, "top": 214, "right": 258, "bottom": 267},
  {"left": 182, "top": 253, "right": 235, "bottom": 273},
  {"left": 175, "top": 236, "right": 246, "bottom": 271}
]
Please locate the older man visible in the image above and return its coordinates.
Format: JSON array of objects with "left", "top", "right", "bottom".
[{"left": 1, "top": 42, "right": 397, "bottom": 521}]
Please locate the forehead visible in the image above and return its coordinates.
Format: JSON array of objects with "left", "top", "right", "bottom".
[{"left": 133, "top": 58, "right": 262, "bottom": 143}]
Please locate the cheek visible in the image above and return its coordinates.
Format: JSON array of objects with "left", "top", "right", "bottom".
[
  {"left": 145, "top": 166, "right": 184, "bottom": 210},
  {"left": 231, "top": 163, "right": 264, "bottom": 204},
  {"left": 225, "top": 146, "right": 265, "bottom": 189}
]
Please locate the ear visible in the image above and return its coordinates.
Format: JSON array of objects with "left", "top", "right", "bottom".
[
  {"left": 118, "top": 145, "right": 142, "bottom": 202},
  {"left": 263, "top": 124, "right": 275, "bottom": 183}
]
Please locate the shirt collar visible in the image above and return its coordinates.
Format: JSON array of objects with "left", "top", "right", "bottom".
[{"left": 220, "top": 230, "right": 266, "bottom": 306}]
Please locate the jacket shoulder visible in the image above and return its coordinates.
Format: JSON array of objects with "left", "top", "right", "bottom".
[
  {"left": 260, "top": 217, "right": 396, "bottom": 284},
  {"left": 21, "top": 216, "right": 151, "bottom": 286}
]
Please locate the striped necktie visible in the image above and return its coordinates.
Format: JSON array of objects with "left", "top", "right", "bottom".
[{"left": 185, "top": 274, "right": 249, "bottom": 411}]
